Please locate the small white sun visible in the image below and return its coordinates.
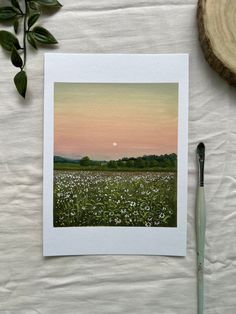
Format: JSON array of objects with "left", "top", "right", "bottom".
[{"left": 112, "top": 142, "right": 118, "bottom": 147}]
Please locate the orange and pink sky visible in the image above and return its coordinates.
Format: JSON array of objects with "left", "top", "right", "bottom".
[{"left": 54, "top": 83, "right": 178, "bottom": 160}]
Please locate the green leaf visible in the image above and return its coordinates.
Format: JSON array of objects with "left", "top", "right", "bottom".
[
  {"left": 28, "top": 2, "right": 40, "bottom": 11},
  {"left": 27, "top": 32, "right": 37, "bottom": 49},
  {"left": 14, "top": 70, "right": 27, "bottom": 98},
  {"left": 32, "top": 26, "right": 57, "bottom": 44},
  {"left": 11, "top": 46, "right": 23, "bottom": 68},
  {"left": 0, "top": 7, "right": 17, "bottom": 21},
  {"left": 0, "top": 30, "right": 21, "bottom": 51},
  {"left": 35, "top": 0, "right": 62, "bottom": 8},
  {"left": 11, "top": 0, "right": 21, "bottom": 12},
  {"left": 13, "top": 18, "right": 19, "bottom": 34},
  {"left": 28, "top": 13, "right": 40, "bottom": 29}
]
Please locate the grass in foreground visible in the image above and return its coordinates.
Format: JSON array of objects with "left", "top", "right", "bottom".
[{"left": 54, "top": 170, "right": 177, "bottom": 227}]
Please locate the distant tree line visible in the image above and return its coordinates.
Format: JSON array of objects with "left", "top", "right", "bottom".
[{"left": 79, "top": 154, "right": 177, "bottom": 169}]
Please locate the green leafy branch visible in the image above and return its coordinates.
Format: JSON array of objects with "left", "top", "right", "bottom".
[{"left": 0, "top": 0, "right": 62, "bottom": 98}]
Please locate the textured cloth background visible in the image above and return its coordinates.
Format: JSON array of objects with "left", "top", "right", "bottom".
[{"left": 0, "top": 1, "right": 236, "bottom": 313}]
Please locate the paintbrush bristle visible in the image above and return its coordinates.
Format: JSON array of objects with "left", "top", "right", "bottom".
[
  {"left": 197, "top": 142, "right": 205, "bottom": 187},
  {"left": 197, "top": 142, "right": 205, "bottom": 160}
]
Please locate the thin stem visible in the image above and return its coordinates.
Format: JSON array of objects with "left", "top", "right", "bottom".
[
  {"left": 23, "top": 0, "right": 28, "bottom": 69},
  {"left": 18, "top": 5, "right": 24, "bottom": 16}
]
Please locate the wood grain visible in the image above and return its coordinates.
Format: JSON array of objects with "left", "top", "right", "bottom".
[{"left": 197, "top": 0, "right": 236, "bottom": 86}]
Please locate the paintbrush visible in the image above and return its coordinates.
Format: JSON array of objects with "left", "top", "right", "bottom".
[{"left": 196, "top": 142, "right": 206, "bottom": 314}]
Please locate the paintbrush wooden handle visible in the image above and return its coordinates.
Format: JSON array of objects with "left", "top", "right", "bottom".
[{"left": 196, "top": 186, "right": 206, "bottom": 314}]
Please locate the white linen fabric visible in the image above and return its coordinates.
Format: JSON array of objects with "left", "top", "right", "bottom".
[{"left": 0, "top": 1, "right": 235, "bottom": 313}]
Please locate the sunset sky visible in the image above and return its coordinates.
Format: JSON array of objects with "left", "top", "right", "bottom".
[{"left": 54, "top": 83, "right": 178, "bottom": 160}]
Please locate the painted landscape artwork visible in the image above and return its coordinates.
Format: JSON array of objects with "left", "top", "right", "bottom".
[{"left": 54, "top": 83, "right": 178, "bottom": 228}]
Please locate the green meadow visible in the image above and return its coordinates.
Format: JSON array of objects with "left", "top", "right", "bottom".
[{"left": 54, "top": 170, "right": 177, "bottom": 228}]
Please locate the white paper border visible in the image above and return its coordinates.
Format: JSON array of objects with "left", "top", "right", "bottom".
[{"left": 43, "top": 53, "right": 188, "bottom": 256}]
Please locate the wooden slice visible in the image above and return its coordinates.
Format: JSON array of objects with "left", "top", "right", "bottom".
[{"left": 197, "top": 0, "right": 236, "bottom": 86}]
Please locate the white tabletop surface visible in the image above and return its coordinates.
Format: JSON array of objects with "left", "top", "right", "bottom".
[{"left": 0, "top": 1, "right": 236, "bottom": 313}]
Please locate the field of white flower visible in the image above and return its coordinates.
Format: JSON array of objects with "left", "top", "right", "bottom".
[{"left": 54, "top": 171, "right": 177, "bottom": 227}]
